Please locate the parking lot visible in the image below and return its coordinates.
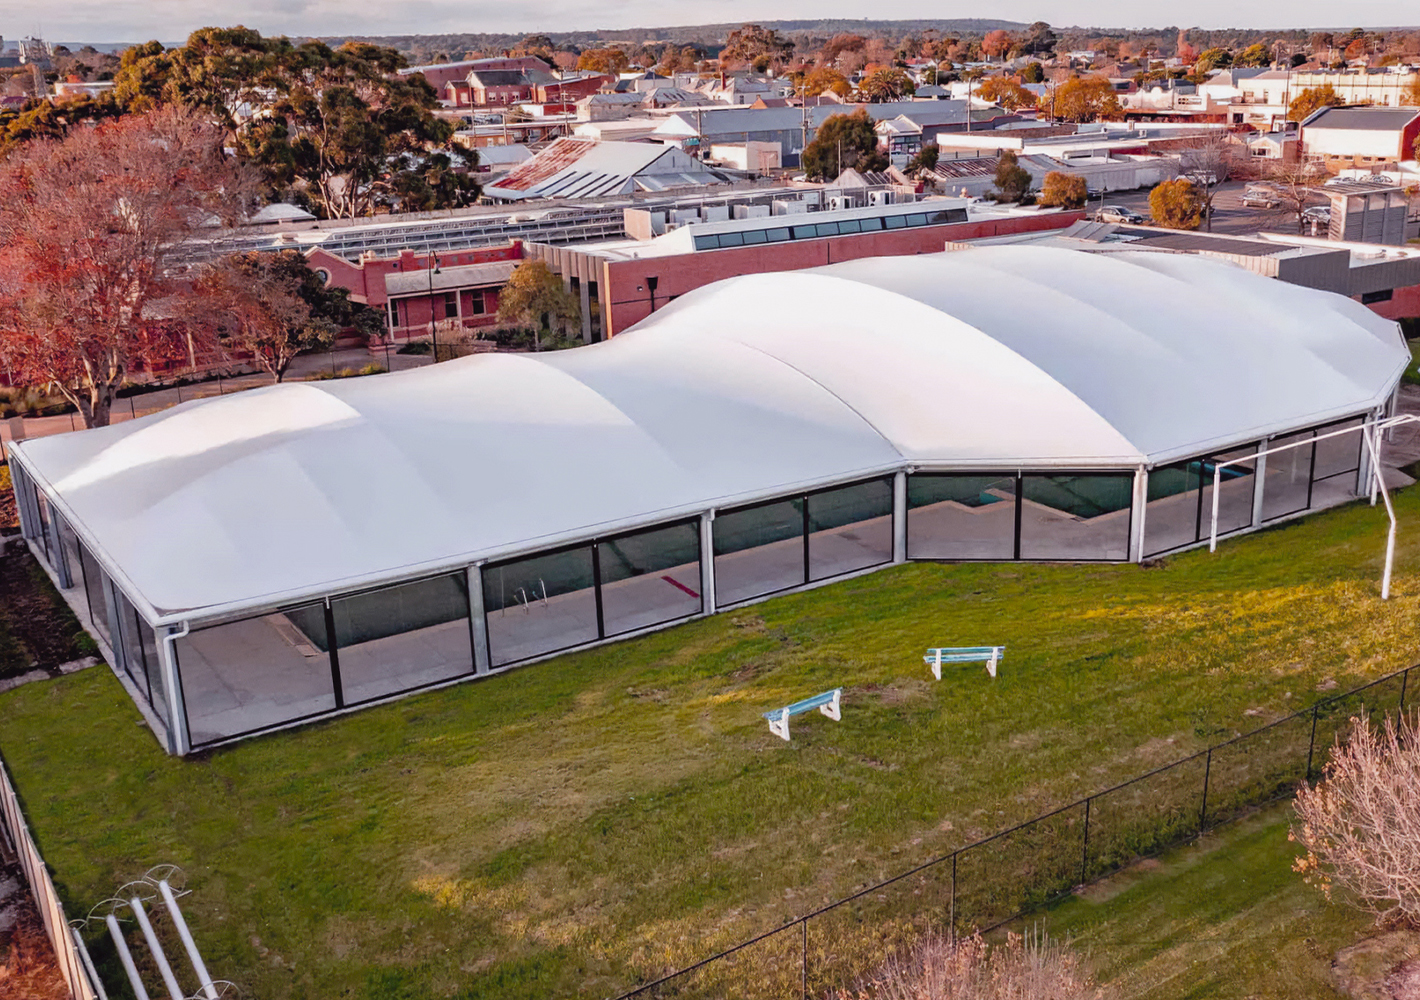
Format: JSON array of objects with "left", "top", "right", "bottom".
[{"left": 1088, "top": 180, "right": 1326, "bottom": 236}]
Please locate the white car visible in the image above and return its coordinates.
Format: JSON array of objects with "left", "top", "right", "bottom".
[
  {"left": 1096, "top": 205, "right": 1145, "bottom": 224},
  {"left": 1302, "top": 206, "right": 1331, "bottom": 223}
]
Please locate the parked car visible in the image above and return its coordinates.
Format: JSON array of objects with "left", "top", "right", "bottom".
[
  {"left": 1242, "top": 184, "right": 1282, "bottom": 208},
  {"left": 1096, "top": 205, "right": 1144, "bottom": 224},
  {"left": 1301, "top": 205, "right": 1331, "bottom": 223}
]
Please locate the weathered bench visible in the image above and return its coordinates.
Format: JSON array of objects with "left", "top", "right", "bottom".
[
  {"left": 924, "top": 646, "right": 1005, "bottom": 680},
  {"left": 763, "top": 688, "right": 842, "bottom": 742}
]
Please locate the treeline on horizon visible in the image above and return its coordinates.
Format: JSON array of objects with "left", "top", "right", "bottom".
[{"left": 311, "top": 21, "right": 1352, "bottom": 64}]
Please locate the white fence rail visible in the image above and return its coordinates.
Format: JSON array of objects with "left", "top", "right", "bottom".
[{"left": 0, "top": 755, "right": 99, "bottom": 1000}]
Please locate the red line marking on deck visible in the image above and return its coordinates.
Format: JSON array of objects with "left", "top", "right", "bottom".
[{"left": 662, "top": 575, "right": 699, "bottom": 598}]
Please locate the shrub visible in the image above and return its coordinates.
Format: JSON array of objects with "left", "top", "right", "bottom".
[
  {"left": 853, "top": 929, "right": 1102, "bottom": 1000},
  {"left": 1292, "top": 710, "right": 1420, "bottom": 927},
  {"left": 1039, "top": 171, "right": 1088, "bottom": 209},
  {"left": 992, "top": 150, "right": 1032, "bottom": 202},
  {"left": 1149, "top": 177, "right": 1203, "bottom": 230}
]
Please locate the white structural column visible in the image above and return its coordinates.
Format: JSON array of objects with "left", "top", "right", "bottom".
[
  {"left": 699, "top": 512, "right": 717, "bottom": 615},
  {"left": 1129, "top": 467, "right": 1148, "bottom": 562},
  {"left": 892, "top": 471, "right": 908, "bottom": 563},
  {"left": 1251, "top": 442, "right": 1269, "bottom": 528},
  {"left": 468, "top": 565, "right": 490, "bottom": 674}
]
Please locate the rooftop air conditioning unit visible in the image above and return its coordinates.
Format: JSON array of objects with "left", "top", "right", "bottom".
[
  {"left": 868, "top": 190, "right": 894, "bottom": 206},
  {"left": 772, "top": 199, "right": 809, "bottom": 215},
  {"left": 828, "top": 195, "right": 849, "bottom": 211}
]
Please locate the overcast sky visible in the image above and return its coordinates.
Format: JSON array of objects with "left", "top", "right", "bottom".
[{"left": 10, "top": 0, "right": 1420, "bottom": 45}]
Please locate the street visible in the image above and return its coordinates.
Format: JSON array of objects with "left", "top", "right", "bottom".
[{"left": 1088, "top": 180, "right": 1323, "bottom": 237}]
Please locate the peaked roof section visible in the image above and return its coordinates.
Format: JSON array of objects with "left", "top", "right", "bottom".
[
  {"left": 17, "top": 247, "right": 1405, "bottom": 622},
  {"left": 483, "top": 138, "right": 724, "bottom": 200}
]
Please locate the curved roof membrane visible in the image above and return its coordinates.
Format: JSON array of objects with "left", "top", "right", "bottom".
[{"left": 18, "top": 246, "right": 1406, "bottom": 620}]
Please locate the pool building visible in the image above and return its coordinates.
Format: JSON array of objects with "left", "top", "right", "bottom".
[{"left": 10, "top": 246, "right": 1408, "bottom": 754}]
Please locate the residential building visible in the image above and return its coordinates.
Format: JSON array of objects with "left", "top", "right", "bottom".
[
  {"left": 1289, "top": 66, "right": 1420, "bottom": 108},
  {"left": 1231, "top": 70, "right": 1293, "bottom": 129},
  {"left": 1301, "top": 106, "right": 1420, "bottom": 171}
]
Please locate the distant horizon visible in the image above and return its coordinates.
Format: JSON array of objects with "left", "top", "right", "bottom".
[{"left": 7, "top": 2, "right": 1420, "bottom": 49}]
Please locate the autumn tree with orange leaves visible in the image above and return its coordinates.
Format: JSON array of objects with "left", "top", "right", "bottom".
[{"left": 0, "top": 107, "right": 253, "bottom": 427}]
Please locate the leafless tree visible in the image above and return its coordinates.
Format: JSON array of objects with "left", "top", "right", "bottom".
[
  {"left": 1292, "top": 710, "right": 1420, "bottom": 928},
  {"left": 852, "top": 929, "right": 1104, "bottom": 1000},
  {"left": 1178, "top": 131, "right": 1240, "bottom": 232},
  {"left": 1267, "top": 159, "right": 1326, "bottom": 234}
]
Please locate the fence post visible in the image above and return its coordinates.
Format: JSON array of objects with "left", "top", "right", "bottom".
[
  {"left": 1306, "top": 703, "right": 1320, "bottom": 781},
  {"left": 949, "top": 852, "right": 957, "bottom": 943},
  {"left": 1401, "top": 667, "right": 1409, "bottom": 713},
  {"left": 1198, "top": 748, "right": 1212, "bottom": 834},
  {"left": 1079, "top": 797, "right": 1091, "bottom": 885},
  {"left": 802, "top": 918, "right": 808, "bottom": 1000}
]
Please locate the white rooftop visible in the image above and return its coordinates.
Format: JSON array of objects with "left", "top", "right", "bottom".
[{"left": 18, "top": 246, "right": 1405, "bottom": 623}]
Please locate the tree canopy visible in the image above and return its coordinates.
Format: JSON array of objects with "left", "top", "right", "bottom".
[
  {"left": 859, "top": 68, "right": 915, "bottom": 103},
  {"left": 1289, "top": 84, "right": 1344, "bottom": 122},
  {"left": 798, "top": 67, "right": 853, "bottom": 99},
  {"left": 1039, "top": 171, "right": 1087, "bottom": 209},
  {"left": 576, "top": 48, "right": 630, "bottom": 74},
  {"left": 976, "top": 77, "right": 1035, "bottom": 112},
  {"left": 1052, "top": 76, "right": 1122, "bottom": 122},
  {"left": 721, "top": 24, "right": 795, "bottom": 71},
  {"left": 992, "top": 150, "right": 1031, "bottom": 202},
  {"left": 0, "top": 108, "right": 252, "bottom": 427},
  {"left": 801, "top": 109, "right": 887, "bottom": 182},
  {"left": 1149, "top": 177, "right": 1204, "bottom": 230},
  {"left": 496, "top": 259, "right": 580, "bottom": 351}
]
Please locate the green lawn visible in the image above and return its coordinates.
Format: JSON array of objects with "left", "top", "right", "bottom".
[
  {"left": 1021, "top": 801, "right": 1377, "bottom": 999},
  {"left": 2, "top": 488, "right": 1420, "bottom": 999}
]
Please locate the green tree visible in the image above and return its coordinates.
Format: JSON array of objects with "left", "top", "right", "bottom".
[
  {"left": 993, "top": 150, "right": 1031, "bottom": 201},
  {"left": 1235, "top": 42, "right": 1272, "bottom": 67},
  {"left": 905, "top": 143, "right": 939, "bottom": 177},
  {"left": 1149, "top": 177, "right": 1204, "bottom": 229},
  {"left": 1289, "top": 84, "right": 1344, "bottom": 122},
  {"left": 389, "top": 151, "right": 481, "bottom": 213},
  {"left": 721, "top": 24, "right": 795, "bottom": 70},
  {"left": 1021, "top": 61, "right": 1045, "bottom": 83},
  {"left": 1023, "top": 22, "right": 1058, "bottom": 57},
  {"left": 1039, "top": 170, "right": 1087, "bottom": 208},
  {"left": 576, "top": 48, "right": 630, "bottom": 74},
  {"left": 1053, "top": 76, "right": 1122, "bottom": 122},
  {"left": 496, "top": 260, "right": 580, "bottom": 351},
  {"left": 799, "top": 66, "right": 852, "bottom": 99},
  {"left": 1195, "top": 47, "right": 1234, "bottom": 73},
  {"left": 859, "top": 67, "right": 915, "bottom": 102},
  {"left": 976, "top": 76, "right": 1035, "bottom": 112},
  {"left": 801, "top": 109, "right": 887, "bottom": 181}
]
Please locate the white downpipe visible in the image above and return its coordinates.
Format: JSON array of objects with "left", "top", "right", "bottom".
[
  {"left": 159, "top": 880, "right": 219, "bottom": 1000},
  {"left": 130, "top": 897, "right": 185, "bottom": 1000},
  {"left": 73, "top": 925, "right": 110, "bottom": 1000},
  {"left": 106, "top": 913, "right": 151, "bottom": 1000},
  {"left": 161, "top": 622, "right": 191, "bottom": 756},
  {"left": 1209, "top": 461, "right": 1222, "bottom": 553}
]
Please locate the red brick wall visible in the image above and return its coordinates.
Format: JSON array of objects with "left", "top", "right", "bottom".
[
  {"left": 1364, "top": 284, "right": 1420, "bottom": 322},
  {"left": 309, "top": 243, "right": 522, "bottom": 308},
  {"left": 602, "top": 212, "right": 1085, "bottom": 335}
]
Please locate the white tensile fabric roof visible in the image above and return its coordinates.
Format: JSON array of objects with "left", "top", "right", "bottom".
[{"left": 18, "top": 246, "right": 1406, "bottom": 622}]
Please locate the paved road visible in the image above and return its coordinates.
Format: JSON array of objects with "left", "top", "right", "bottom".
[{"left": 1088, "top": 180, "right": 1324, "bottom": 237}]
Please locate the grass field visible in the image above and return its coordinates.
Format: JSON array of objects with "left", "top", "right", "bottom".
[
  {"left": 3, "top": 486, "right": 1420, "bottom": 999},
  {"left": 1023, "top": 801, "right": 1378, "bottom": 999}
]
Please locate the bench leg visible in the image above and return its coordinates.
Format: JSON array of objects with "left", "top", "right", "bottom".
[
  {"left": 820, "top": 690, "right": 841, "bottom": 722},
  {"left": 986, "top": 650, "right": 998, "bottom": 679},
  {"left": 931, "top": 651, "right": 943, "bottom": 681},
  {"left": 768, "top": 711, "right": 791, "bottom": 741}
]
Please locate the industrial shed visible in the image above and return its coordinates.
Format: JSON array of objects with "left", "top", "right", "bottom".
[{"left": 10, "top": 246, "right": 1407, "bottom": 754}]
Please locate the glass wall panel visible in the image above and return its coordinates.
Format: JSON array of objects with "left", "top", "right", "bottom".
[
  {"left": 712, "top": 499, "right": 806, "bottom": 606},
  {"left": 1262, "top": 430, "right": 1314, "bottom": 521},
  {"left": 77, "top": 541, "right": 113, "bottom": 644},
  {"left": 907, "top": 474, "right": 1018, "bottom": 560},
  {"left": 1019, "top": 474, "right": 1132, "bottom": 561},
  {"left": 1311, "top": 418, "right": 1365, "bottom": 510},
  {"left": 142, "top": 616, "right": 167, "bottom": 725},
  {"left": 598, "top": 521, "right": 701, "bottom": 637},
  {"left": 56, "top": 515, "right": 86, "bottom": 596},
  {"left": 807, "top": 478, "right": 893, "bottom": 581},
  {"left": 1201, "top": 447, "right": 1258, "bottom": 538},
  {"left": 331, "top": 573, "right": 473, "bottom": 705},
  {"left": 114, "top": 591, "right": 150, "bottom": 697},
  {"left": 33, "top": 490, "right": 54, "bottom": 564},
  {"left": 175, "top": 604, "right": 337, "bottom": 746},
  {"left": 1142, "top": 459, "right": 1201, "bottom": 557},
  {"left": 483, "top": 547, "right": 598, "bottom": 667},
  {"left": 11, "top": 463, "right": 35, "bottom": 540}
]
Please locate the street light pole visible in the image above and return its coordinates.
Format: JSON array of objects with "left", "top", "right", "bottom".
[{"left": 427, "top": 249, "right": 442, "bottom": 363}]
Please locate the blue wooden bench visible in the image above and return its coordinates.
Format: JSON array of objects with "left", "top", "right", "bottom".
[
  {"left": 924, "top": 646, "right": 1005, "bottom": 680},
  {"left": 763, "top": 688, "right": 842, "bottom": 741}
]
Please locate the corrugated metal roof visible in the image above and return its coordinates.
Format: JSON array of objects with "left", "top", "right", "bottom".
[
  {"left": 385, "top": 261, "right": 517, "bottom": 296},
  {"left": 1306, "top": 107, "right": 1420, "bottom": 131},
  {"left": 486, "top": 138, "right": 722, "bottom": 200}
]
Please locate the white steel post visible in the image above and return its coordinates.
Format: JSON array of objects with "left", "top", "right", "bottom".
[
  {"left": 699, "top": 512, "right": 717, "bottom": 615},
  {"left": 1130, "top": 467, "right": 1148, "bottom": 562},
  {"left": 892, "top": 471, "right": 908, "bottom": 563},
  {"left": 468, "top": 564, "right": 490, "bottom": 674},
  {"left": 161, "top": 623, "right": 191, "bottom": 756},
  {"left": 1251, "top": 443, "right": 1268, "bottom": 528}
]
